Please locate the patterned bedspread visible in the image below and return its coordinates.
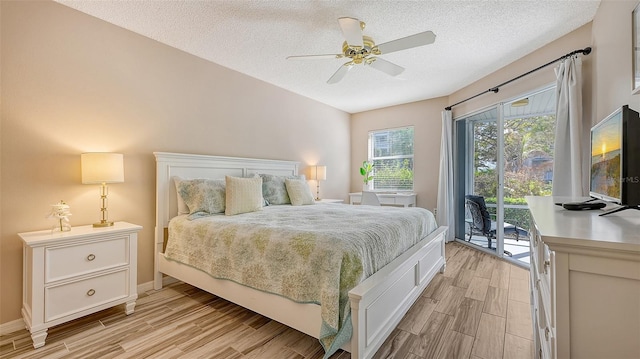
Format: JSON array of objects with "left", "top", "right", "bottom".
[{"left": 163, "top": 204, "right": 438, "bottom": 357}]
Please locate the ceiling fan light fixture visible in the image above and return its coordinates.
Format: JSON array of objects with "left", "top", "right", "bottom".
[
  {"left": 289, "top": 17, "right": 435, "bottom": 84},
  {"left": 342, "top": 36, "right": 374, "bottom": 56}
]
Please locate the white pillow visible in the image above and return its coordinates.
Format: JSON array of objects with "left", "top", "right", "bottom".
[
  {"left": 225, "top": 176, "right": 263, "bottom": 215},
  {"left": 285, "top": 178, "right": 315, "bottom": 206}
]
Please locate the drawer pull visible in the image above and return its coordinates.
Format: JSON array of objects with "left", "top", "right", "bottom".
[
  {"left": 543, "top": 260, "right": 550, "bottom": 274},
  {"left": 87, "top": 254, "right": 96, "bottom": 261},
  {"left": 545, "top": 327, "right": 550, "bottom": 340},
  {"left": 87, "top": 289, "right": 96, "bottom": 296}
]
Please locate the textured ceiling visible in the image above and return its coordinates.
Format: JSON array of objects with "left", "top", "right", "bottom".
[{"left": 55, "top": 0, "right": 601, "bottom": 114}]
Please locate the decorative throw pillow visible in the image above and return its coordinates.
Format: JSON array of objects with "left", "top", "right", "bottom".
[
  {"left": 176, "top": 178, "right": 226, "bottom": 219},
  {"left": 285, "top": 178, "right": 315, "bottom": 206},
  {"left": 225, "top": 176, "right": 263, "bottom": 215},
  {"left": 259, "top": 174, "right": 306, "bottom": 205},
  {"left": 173, "top": 177, "right": 190, "bottom": 215}
]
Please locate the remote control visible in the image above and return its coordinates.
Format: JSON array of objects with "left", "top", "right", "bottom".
[{"left": 562, "top": 202, "right": 606, "bottom": 211}]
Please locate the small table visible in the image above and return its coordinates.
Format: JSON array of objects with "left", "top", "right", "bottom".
[{"left": 348, "top": 192, "right": 416, "bottom": 207}]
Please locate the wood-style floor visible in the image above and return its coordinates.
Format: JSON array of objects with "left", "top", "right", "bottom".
[{"left": 0, "top": 242, "right": 533, "bottom": 359}]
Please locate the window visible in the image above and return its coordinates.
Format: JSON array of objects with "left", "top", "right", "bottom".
[{"left": 368, "top": 126, "right": 414, "bottom": 191}]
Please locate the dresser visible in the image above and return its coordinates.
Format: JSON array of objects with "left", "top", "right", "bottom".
[
  {"left": 348, "top": 192, "right": 416, "bottom": 207},
  {"left": 526, "top": 196, "right": 640, "bottom": 359},
  {"left": 18, "top": 222, "right": 142, "bottom": 348}
]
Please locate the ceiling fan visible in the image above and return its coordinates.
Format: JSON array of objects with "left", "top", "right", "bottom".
[{"left": 287, "top": 17, "right": 436, "bottom": 84}]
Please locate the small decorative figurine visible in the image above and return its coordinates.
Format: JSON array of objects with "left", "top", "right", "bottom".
[{"left": 48, "top": 200, "right": 72, "bottom": 232}]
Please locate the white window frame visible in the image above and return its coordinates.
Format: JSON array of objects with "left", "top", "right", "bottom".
[{"left": 368, "top": 126, "right": 414, "bottom": 191}]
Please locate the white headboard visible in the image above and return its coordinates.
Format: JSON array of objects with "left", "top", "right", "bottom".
[{"left": 154, "top": 152, "right": 299, "bottom": 254}]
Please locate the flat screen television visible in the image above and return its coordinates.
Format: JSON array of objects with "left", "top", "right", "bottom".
[{"left": 589, "top": 105, "right": 640, "bottom": 215}]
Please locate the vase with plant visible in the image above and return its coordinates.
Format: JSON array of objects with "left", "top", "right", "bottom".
[
  {"left": 359, "top": 160, "right": 374, "bottom": 190},
  {"left": 48, "top": 200, "right": 72, "bottom": 232}
]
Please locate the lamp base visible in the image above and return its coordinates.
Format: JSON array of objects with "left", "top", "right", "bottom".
[{"left": 93, "top": 220, "right": 114, "bottom": 228}]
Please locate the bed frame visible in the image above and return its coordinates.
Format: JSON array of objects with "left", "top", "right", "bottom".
[{"left": 153, "top": 152, "right": 447, "bottom": 359}]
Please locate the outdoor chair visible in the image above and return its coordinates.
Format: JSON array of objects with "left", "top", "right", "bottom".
[{"left": 465, "top": 194, "right": 529, "bottom": 257}]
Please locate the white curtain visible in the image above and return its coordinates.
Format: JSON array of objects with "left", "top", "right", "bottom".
[
  {"left": 552, "top": 56, "right": 586, "bottom": 197},
  {"left": 437, "top": 110, "right": 454, "bottom": 242}
]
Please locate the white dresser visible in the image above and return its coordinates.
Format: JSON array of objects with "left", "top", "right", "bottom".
[
  {"left": 314, "top": 199, "right": 344, "bottom": 204},
  {"left": 19, "top": 222, "right": 142, "bottom": 348},
  {"left": 526, "top": 196, "right": 640, "bottom": 359}
]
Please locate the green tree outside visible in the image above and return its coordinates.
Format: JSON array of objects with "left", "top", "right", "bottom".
[{"left": 472, "top": 115, "right": 556, "bottom": 229}]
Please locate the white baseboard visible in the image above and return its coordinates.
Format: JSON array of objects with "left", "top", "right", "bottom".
[
  {"left": 0, "top": 318, "right": 25, "bottom": 336},
  {"left": 136, "top": 280, "right": 156, "bottom": 294},
  {"left": 0, "top": 277, "right": 179, "bottom": 336},
  {"left": 137, "top": 277, "right": 178, "bottom": 294}
]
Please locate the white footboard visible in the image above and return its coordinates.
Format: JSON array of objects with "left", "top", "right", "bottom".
[{"left": 348, "top": 226, "right": 447, "bottom": 359}]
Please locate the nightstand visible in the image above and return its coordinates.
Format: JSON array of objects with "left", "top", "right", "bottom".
[
  {"left": 315, "top": 199, "right": 344, "bottom": 204},
  {"left": 18, "top": 221, "right": 142, "bottom": 348}
]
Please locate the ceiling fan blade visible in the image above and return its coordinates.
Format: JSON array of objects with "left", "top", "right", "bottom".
[
  {"left": 327, "top": 63, "right": 353, "bottom": 84},
  {"left": 377, "top": 31, "right": 436, "bottom": 54},
  {"left": 338, "top": 17, "right": 363, "bottom": 48},
  {"left": 286, "top": 54, "right": 344, "bottom": 60},
  {"left": 367, "top": 57, "right": 404, "bottom": 77}
]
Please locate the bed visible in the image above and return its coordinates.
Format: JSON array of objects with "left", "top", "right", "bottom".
[{"left": 153, "top": 152, "right": 447, "bottom": 359}]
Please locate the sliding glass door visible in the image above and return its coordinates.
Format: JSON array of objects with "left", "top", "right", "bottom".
[
  {"left": 501, "top": 89, "right": 556, "bottom": 262},
  {"left": 455, "top": 87, "right": 556, "bottom": 265},
  {"left": 457, "top": 107, "right": 504, "bottom": 255}
]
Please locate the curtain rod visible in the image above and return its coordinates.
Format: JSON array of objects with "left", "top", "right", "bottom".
[{"left": 444, "top": 46, "right": 592, "bottom": 111}]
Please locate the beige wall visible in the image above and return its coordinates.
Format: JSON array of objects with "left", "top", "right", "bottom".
[
  {"left": 350, "top": 98, "right": 448, "bottom": 212},
  {"left": 591, "top": 0, "right": 640, "bottom": 122},
  {"left": 0, "top": 1, "right": 350, "bottom": 324},
  {"left": 449, "top": 23, "right": 593, "bottom": 120}
]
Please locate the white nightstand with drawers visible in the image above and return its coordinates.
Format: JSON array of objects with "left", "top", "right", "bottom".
[{"left": 18, "top": 221, "right": 142, "bottom": 348}]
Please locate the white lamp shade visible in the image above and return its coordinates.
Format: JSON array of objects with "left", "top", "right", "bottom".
[
  {"left": 311, "top": 165, "right": 327, "bottom": 181},
  {"left": 81, "top": 153, "right": 124, "bottom": 184}
]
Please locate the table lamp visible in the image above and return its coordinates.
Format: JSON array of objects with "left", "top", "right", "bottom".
[
  {"left": 81, "top": 153, "right": 124, "bottom": 227},
  {"left": 310, "top": 165, "right": 326, "bottom": 200}
]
